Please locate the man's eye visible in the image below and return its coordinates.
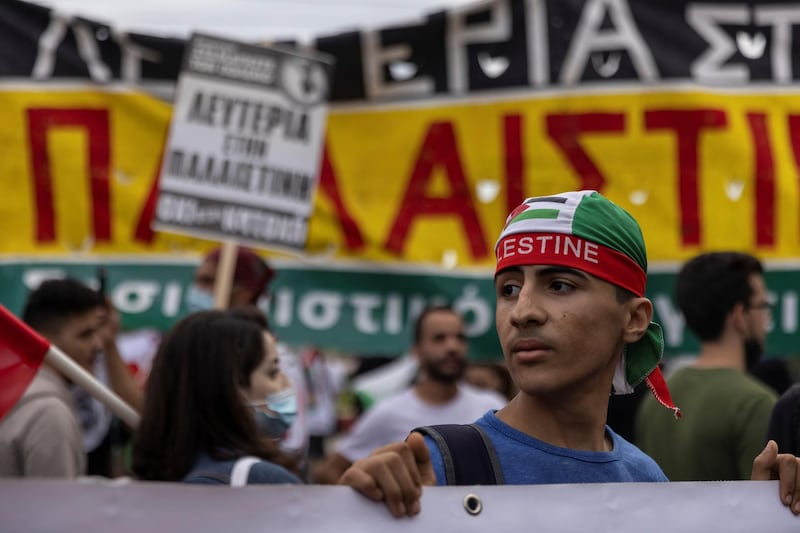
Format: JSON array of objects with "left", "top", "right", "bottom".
[
  {"left": 550, "top": 280, "right": 574, "bottom": 293},
  {"left": 500, "top": 283, "right": 521, "bottom": 297}
]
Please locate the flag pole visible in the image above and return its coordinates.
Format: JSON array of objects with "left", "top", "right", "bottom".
[
  {"left": 45, "top": 345, "right": 141, "bottom": 429},
  {"left": 213, "top": 239, "right": 238, "bottom": 309}
]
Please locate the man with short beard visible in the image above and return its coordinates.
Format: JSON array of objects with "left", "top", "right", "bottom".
[
  {"left": 312, "top": 305, "right": 505, "bottom": 484},
  {"left": 636, "top": 252, "right": 778, "bottom": 480}
]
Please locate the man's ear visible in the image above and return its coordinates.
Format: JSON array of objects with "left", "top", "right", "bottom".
[
  {"left": 728, "top": 302, "right": 749, "bottom": 335},
  {"left": 36, "top": 325, "right": 59, "bottom": 345},
  {"left": 622, "top": 297, "right": 653, "bottom": 344}
]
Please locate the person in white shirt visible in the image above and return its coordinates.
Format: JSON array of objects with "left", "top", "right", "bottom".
[{"left": 312, "top": 305, "right": 505, "bottom": 483}]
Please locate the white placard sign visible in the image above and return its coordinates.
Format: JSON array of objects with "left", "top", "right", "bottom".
[
  {"left": 153, "top": 33, "right": 332, "bottom": 250},
  {"left": 0, "top": 480, "right": 796, "bottom": 532}
]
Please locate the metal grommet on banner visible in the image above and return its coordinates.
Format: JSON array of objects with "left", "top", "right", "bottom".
[{"left": 462, "top": 493, "right": 482, "bottom": 516}]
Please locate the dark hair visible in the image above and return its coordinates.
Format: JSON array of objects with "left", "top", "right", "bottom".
[
  {"left": 132, "top": 310, "right": 279, "bottom": 481},
  {"left": 22, "top": 278, "right": 104, "bottom": 334},
  {"left": 413, "top": 305, "right": 459, "bottom": 344},
  {"left": 615, "top": 285, "right": 636, "bottom": 304},
  {"left": 675, "top": 252, "right": 764, "bottom": 342},
  {"left": 228, "top": 305, "right": 271, "bottom": 332}
]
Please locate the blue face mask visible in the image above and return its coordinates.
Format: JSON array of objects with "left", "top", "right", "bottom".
[
  {"left": 266, "top": 388, "right": 297, "bottom": 427},
  {"left": 251, "top": 388, "right": 298, "bottom": 439},
  {"left": 185, "top": 286, "right": 215, "bottom": 313},
  {"left": 253, "top": 409, "right": 290, "bottom": 439}
]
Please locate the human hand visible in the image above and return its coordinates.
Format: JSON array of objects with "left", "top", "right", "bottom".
[
  {"left": 751, "top": 440, "right": 800, "bottom": 515},
  {"left": 96, "top": 300, "right": 120, "bottom": 348},
  {"left": 338, "top": 432, "right": 435, "bottom": 518}
]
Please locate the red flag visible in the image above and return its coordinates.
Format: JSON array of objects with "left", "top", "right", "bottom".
[{"left": 0, "top": 305, "right": 50, "bottom": 422}]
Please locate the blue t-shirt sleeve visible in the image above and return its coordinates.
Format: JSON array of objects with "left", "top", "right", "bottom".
[
  {"left": 643, "top": 459, "right": 669, "bottom": 482},
  {"left": 616, "top": 436, "right": 670, "bottom": 482},
  {"left": 247, "top": 461, "right": 302, "bottom": 485},
  {"left": 422, "top": 435, "right": 446, "bottom": 486}
]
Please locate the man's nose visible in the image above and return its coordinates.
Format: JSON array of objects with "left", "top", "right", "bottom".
[
  {"left": 510, "top": 285, "right": 546, "bottom": 327},
  {"left": 444, "top": 335, "right": 466, "bottom": 353}
]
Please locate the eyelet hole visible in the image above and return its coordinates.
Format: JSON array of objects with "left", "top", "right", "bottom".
[{"left": 463, "top": 493, "right": 482, "bottom": 515}]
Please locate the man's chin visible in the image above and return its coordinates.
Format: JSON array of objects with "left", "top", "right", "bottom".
[
  {"left": 76, "top": 358, "right": 97, "bottom": 376},
  {"left": 429, "top": 370, "right": 465, "bottom": 384}
]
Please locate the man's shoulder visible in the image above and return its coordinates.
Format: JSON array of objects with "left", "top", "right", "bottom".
[
  {"left": 1, "top": 386, "right": 81, "bottom": 462},
  {"left": 740, "top": 372, "right": 779, "bottom": 399},
  {"left": 10, "top": 372, "right": 75, "bottom": 421},
  {"left": 670, "top": 366, "right": 774, "bottom": 394},
  {"left": 615, "top": 434, "right": 657, "bottom": 461},
  {"left": 665, "top": 365, "right": 703, "bottom": 383},
  {"left": 0, "top": 391, "right": 76, "bottom": 446},
  {"left": 702, "top": 367, "right": 779, "bottom": 402},
  {"left": 620, "top": 448, "right": 668, "bottom": 481},
  {"left": 22, "top": 369, "right": 67, "bottom": 396}
]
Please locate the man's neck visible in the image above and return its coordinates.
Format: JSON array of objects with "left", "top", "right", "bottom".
[
  {"left": 693, "top": 338, "right": 745, "bottom": 371},
  {"left": 414, "top": 378, "right": 460, "bottom": 405},
  {"left": 497, "top": 388, "right": 612, "bottom": 452}
]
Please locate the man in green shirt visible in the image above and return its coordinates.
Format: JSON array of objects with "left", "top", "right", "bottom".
[{"left": 636, "top": 252, "right": 777, "bottom": 480}]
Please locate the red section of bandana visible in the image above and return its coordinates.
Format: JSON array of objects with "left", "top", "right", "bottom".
[
  {"left": 645, "top": 366, "right": 682, "bottom": 419},
  {"left": 495, "top": 233, "right": 646, "bottom": 296}
]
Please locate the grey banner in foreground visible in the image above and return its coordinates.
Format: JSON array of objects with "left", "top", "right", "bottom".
[{"left": 0, "top": 479, "right": 795, "bottom": 532}]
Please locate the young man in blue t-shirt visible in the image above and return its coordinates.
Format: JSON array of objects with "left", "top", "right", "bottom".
[{"left": 338, "top": 190, "right": 800, "bottom": 517}]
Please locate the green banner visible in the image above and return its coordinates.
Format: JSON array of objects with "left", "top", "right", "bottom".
[{"left": 1, "top": 260, "right": 797, "bottom": 360}]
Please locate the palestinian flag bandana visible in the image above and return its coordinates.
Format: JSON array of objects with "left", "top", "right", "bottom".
[{"left": 496, "top": 190, "right": 681, "bottom": 418}]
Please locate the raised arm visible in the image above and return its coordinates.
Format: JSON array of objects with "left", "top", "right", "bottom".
[{"left": 97, "top": 303, "right": 144, "bottom": 415}]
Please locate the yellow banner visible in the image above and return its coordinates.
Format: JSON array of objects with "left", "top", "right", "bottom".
[{"left": 2, "top": 87, "right": 799, "bottom": 265}]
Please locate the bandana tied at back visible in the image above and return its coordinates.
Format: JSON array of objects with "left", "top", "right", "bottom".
[{"left": 496, "top": 190, "right": 680, "bottom": 418}]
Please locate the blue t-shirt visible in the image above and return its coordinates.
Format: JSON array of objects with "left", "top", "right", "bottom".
[
  {"left": 183, "top": 453, "right": 301, "bottom": 485},
  {"left": 424, "top": 411, "right": 668, "bottom": 485}
]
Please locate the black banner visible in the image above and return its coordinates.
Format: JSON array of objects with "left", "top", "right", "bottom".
[{"left": 3, "top": 0, "right": 800, "bottom": 101}]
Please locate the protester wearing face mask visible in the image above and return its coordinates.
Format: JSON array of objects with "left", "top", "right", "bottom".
[
  {"left": 185, "top": 248, "right": 311, "bottom": 479},
  {"left": 185, "top": 247, "right": 275, "bottom": 313},
  {"left": 131, "top": 311, "right": 301, "bottom": 485},
  {"left": 247, "top": 332, "right": 298, "bottom": 440},
  {"left": 229, "top": 305, "right": 298, "bottom": 436},
  {"left": 252, "top": 387, "right": 298, "bottom": 439},
  {"left": 227, "top": 305, "right": 309, "bottom": 479}
]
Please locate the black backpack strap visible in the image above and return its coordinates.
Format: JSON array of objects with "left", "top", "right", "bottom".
[{"left": 412, "top": 424, "right": 504, "bottom": 485}]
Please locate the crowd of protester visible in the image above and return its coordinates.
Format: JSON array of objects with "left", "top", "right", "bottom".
[{"left": 1, "top": 191, "right": 799, "bottom": 518}]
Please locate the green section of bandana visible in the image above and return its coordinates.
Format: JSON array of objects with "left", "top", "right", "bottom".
[
  {"left": 511, "top": 209, "right": 560, "bottom": 223},
  {"left": 625, "top": 322, "right": 664, "bottom": 387},
  {"left": 570, "top": 192, "right": 648, "bottom": 272}
]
